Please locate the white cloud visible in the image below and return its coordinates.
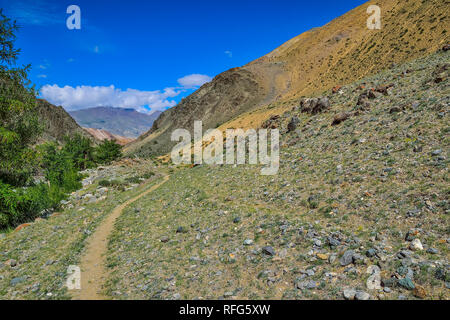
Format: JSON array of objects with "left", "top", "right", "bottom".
[
  {"left": 93, "top": 46, "right": 100, "bottom": 54},
  {"left": 37, "top": 74, "right": 47, "bottom": 78},
  {"left": 177, "top": 74, "right": 212, "bottom": 89},
  {"left": 224, "top": 50, "right": 233, "bottom": 58},
  {"left": 40, "top": 74, "right": 212, "bottom": 113},
  {"left": 40, "top": 84, "right": 179, "bottom": 112}
]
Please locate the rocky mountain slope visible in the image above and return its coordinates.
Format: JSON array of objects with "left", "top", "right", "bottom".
[
  {"left": 105, "top": 49, "right": 449, "bottom": 300},
  {"left": 125, "top": 0, "right": 448, "bottom": 157},
  {"left": 69, "top": 107, "right": 161, "bottom": 139},
  {"left": 0, "top": 49, "right": 448, "bottom": 300},
  {"left": 83, "top": 128, "right": 134, "bottom": 146}
]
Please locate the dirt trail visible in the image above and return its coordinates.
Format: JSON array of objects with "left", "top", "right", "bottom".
[{"left": 71, "top": 175, "right": 169, "bottom": 300}]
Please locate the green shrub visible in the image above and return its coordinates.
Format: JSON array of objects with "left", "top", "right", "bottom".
[
  {"left": 62, "top": 134, "right": 95, "bottom": 170},
  {"left": 0, "top": 181, "right": 60, "bottom": 230},
  {"left": 98, "top": 179, "right": 111, "bottom": 187},
  {"left": 94, "top": 140, "right": 122, "bottom": 164},
  {"left": 142, "top": 171, "right": 155, "bottom": 179},
  {"left": 125, "top": 176, "right": 142, "bottom": 184}
]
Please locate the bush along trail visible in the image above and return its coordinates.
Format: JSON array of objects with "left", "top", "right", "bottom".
[{"left": 0, "top": 159, "right": 166, "bottom": 299}]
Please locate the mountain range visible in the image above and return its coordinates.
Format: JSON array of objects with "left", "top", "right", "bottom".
[{"left": 69, "top": 106, "right": 161, "bottom": 139}]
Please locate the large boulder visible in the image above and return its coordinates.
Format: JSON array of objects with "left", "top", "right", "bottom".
[{"left": 299, "top": 97, "right": 331, "bottom": 114}]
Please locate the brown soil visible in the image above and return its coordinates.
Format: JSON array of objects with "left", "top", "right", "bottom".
[{"left": 71, "top": 175, "right": 170, "bottom": 300}]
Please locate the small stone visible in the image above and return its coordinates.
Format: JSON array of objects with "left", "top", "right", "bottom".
[
  {"left": 10, "top": 277, "right": 26, "bottom": 286},
  {"left": 262, "top": 246, "right": 275, "bottom": 256},
  {"left": 409, "top": 239, "right": 423, "bottom": 251},
  {"left": 381, "top": 278, "right": 397, "bottom": 288},
  {"left": 405, "top": 229, "right": 419, "bottom": 241},
  {"left": 384, "top": 287, "right": 392, "bottom": 293},
  {"left": 297, "top": 280, "right": 317, "bottom": 290},
  {"left": 233, "top": 217, "right": 241, "bottom": 224},
  {"left": 340, "top": 250, "right": 354, "bottom": 266},
  {"left": 316, "top": 253, "right": 329, "bottom": 260},
  {"left": 435, "top": 268, "right": 446, "bottom": 280},
  {"left": 329, "top": 254, "right": 337, "bottom": 264},
  {"left": 431, "top": 149, "right": 442, "bottom": 156},
  {"left": 367, "top": 273, "right": 381, "bottom": 290},
  {"left": 160, "top": 236, "right": 169, "bottom": 243},
  {"left": 355, "top": 291, "right": 370, "bottom": 300},
  {"left": 398, "top": 278, "right": 415, "bottom": 290},
  {"left": 366, "top": 248, "right": 377, "bottom": 257},
  {"left": 243, "top": 239, "right": 253, "bottom": 246},
  {"left": 352, "top": 253, "right": 364, "bottom": 264},
  {"left": 6, "top": 259, "right": 17, "bottom": 267},
  {"left": 426, "top": 248, "right": 438, "bottom": 254},
  {"left": 413, "top": 285, "right": 427, "bottom": 299},
  {"left": 343, "top": 288, "right": 356, "bottom": 300},
  {"left": 176, "top": 226, "right": 187, "bottom": 233},
  {"left": 366, "top": 265, "right": 381, "bottom": 275},
  {"left": 173, "top": 293, "right": 181, "bottom": 300},
  {"left": 287, "top": 117, "right": 299, "bottom": 132}
]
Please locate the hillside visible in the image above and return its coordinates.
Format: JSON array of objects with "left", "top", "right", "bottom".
[
  {"left": 69, "top": 107, "right": 161, "bottom": 138},
  {"left": 36, "top": 99, "right": 95, "bottom": 143},
  {"left": 125, "top": 0, "right": 448, "bottom": 157},
  {"left": 1, "top": 50, "right": 448, "bottom": 300},
  {"left": 83, "top": 128, "right": 134, "bottom": 146}
]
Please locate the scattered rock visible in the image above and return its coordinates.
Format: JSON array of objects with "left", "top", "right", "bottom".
[
  {"left": 300, "top": 97, "right": 331, "bottom": 114},
  {"left": 160, "top": 236, "right": 170, "bottom": 243},
  {"left": 398, "top": 278, "right": 415, "bottom": 290},
  {"left": 435, "top": 268, "right": 446, "bottom": 281},
  {"left": 172, "top": 293, "right": 181, "bottom": 300},
  {"left": 296, "top": 280, "right": 317, "bottom": 290},
  {"left": 355, "top": 291, "right": 370, "bottom": 300},
  {"left": 287, "top": 117, "right": 299, "bottom": 132},
  {"left": 366, "top": 248, "right": 377, "bottom": 257},
  {"left": 176, "top": 226, "right": 187, "bottom": 233},
  {"left": 340, "top": 250, "right": 354, "bottom": 266},
  {"left": 331, "top": 113, "right": 350, "bottom": 126},
  {"left": 367, "top": 273, "right": 382, "bottom": 290},
  {"left": 243, "top": 239, "right": 254, "bottom": 246},
  {"left": 343, "top": 288, "right": 356, "bottom": 300},
  {"left": 10, "top": 277, "right": 26, "bottom": 286},
  {"left": 413, "top": 285, "right": 427, "bottom": 299},
  {"left": 409, "top": 239, "right": 423, "bottom": 251},
  {"left": 316, "top": 253, "right": 329, "bottom": 260},
  {"left": 262, "top": 246, "right": 275, "bottom": 256},
  {"left": 382, "top": 278, "right": 397, "bottom": 288}
]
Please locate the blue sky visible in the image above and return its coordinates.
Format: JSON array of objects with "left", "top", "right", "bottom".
[{"left": 1, "top": 0, "right": 367, "bottom": 113}]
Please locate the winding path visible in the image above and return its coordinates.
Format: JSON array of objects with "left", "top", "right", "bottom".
[{"left": 71, "top": 175, "right": 169, "bottom": 300}]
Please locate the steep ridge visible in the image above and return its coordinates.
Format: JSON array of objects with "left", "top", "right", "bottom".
[
  {"left": 125, "top": 0, "right": 448, "bottom": 157},
  {"left": 36, "top": 99, "right": 96, "bottom": 143}
]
